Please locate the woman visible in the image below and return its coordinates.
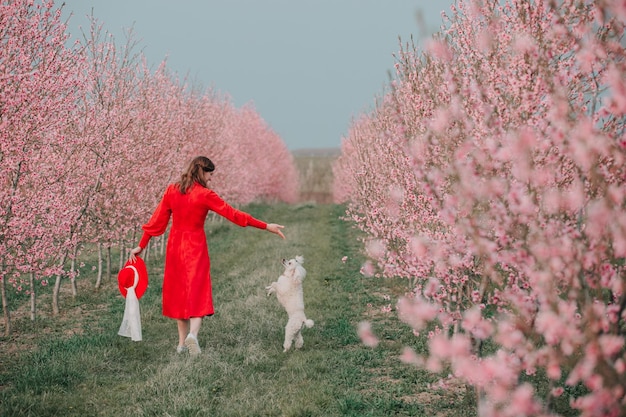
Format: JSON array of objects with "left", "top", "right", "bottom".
[{"left": 129, "top": 156, "right": 285, "bottom": 355}]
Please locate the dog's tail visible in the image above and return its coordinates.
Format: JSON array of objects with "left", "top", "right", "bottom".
[{"left": 304, "top": 319, "right": 314, "bottom": 328}]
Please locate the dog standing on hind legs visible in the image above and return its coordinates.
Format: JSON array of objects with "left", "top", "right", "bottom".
[{"left": 266, "top": 256, "right": 314, "bottom": 352}]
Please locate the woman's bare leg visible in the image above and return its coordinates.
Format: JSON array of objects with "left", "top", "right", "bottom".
[
  {"left": 189, "top": 317, "right": 203, "bottom": 337},
  {"left": 177, "top": 319, "right": 190, "bottom": 348},
  {"left": 183, "top": 317, "right": 203, "bottom": 355}
]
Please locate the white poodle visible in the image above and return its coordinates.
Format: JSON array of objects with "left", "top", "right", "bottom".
[{"left": 266, "top": 255, "right": 314, "bottom": 352}]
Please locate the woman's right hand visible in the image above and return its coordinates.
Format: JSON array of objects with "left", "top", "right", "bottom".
[{"left": 129, "top": 246, "right": 143, "bottom": 262}]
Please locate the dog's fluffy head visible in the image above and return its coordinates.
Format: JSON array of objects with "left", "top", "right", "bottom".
[{"left": 282, "top": 255, "right": 306, "bottom": 280}]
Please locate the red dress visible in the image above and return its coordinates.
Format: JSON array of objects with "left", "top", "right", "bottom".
[{"left": 138, "top": 182, "right": 266, "bottom": 319}]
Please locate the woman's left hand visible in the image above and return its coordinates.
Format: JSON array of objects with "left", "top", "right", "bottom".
[{"left": 266, "top": 223, "right": 286, "bottom": 239}]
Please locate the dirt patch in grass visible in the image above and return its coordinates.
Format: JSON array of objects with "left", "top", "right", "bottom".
[{"left": 293, "top": 149, "right": 339, "bottom": 204}]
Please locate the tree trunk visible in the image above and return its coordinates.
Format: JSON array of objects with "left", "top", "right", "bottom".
[
  {"left": 119, "top": 238, "right": 124, "bottom": 272},
  {"left": 1, "top": 274, "right": 11, "bottom": 336},
  {"left": 2, "top": 164, "right": 21, "bottom": 334},
  {"left": 70, "top": 244, "right": 79, "bottom": 297},
  {"left": 106, "top": 244, "right": 112, "bottom": 281},
  {"left": 30, "top": 272, "right": 36, "bottom": 321},
  {"left": 95, "top": 242, "right": 103, "bottom": 289},
  {"left": 52, "top": 253, "right": 68, "bottom": 316}
]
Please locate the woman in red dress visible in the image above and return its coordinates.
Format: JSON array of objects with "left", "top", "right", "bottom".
[{"left": 129, "top": 156, "right": 285, "bottom": 355}]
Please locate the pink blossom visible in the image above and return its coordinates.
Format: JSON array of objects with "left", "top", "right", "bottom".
[
  {"left": 535, "top": 310, "right": 563, "bottom": 346},
  {"left": 546, "top": 360, "right": 561, "bottom": 380},
  {"left": 576, "top": 42, "right": 597, "bottom": 72},
  {"left": 360, "top": 260, "right": 376, "bottom": 277},
  {"left": 512, "top": 32, "right": 536, "bottom": 54},
  {"left": 449, "top": 334, "right": 472, "bottom": 357},
  {"left": 509, "top": 384, "right": 540, "bottom": 416},
  {"left": 429, "top": 107, "right": 450, "bottom": 133},
  {"left": 495, "top": 320, "right": 525, "bottom": 349},
  {"left": 365, "top": 239, "right": 386, "bottom": 260},
  {"left": 476, "top": 28, "right": 493, "bottom": 53},
  {"left": 611, "top": 229, "right": 626, "bottom": 258},
  {"left": 462, "top": 306, "right": 493, "bottom": 340},
  {"left": 357, "top": 321, "right": 379, "bottom": 348},
  {"left": 422, "top": 278, "right": 440, "bottom": 298},
  {"left": 585, "top": 374, "right": 603, "bottom": 391},
  {"left": 397, "top": 296, "right": 439, "bottom": 330},
  {"left": 425, "top": 39, "right": 452, "bottom": 61},
  {"left": 408, "top": 236, "right": 428, "bottom": 257},
  {"left": 598, "top": 335, "right": 624, "bottom": 358},
  {"left": 611, "top": 1, "right": 626, "bottom": 23},
  {"left": 425, "top": 355, "right": 443, "bottom": 373},
  {"left": 399, "top": 347, "right": 424, "bottom": 366},
  {"left": 604, "top": 64, "right": 626, "bottom": 115}
]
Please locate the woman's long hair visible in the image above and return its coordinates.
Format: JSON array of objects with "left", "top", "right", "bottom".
[{"left": 177, "top": 156, "right": 215, "bottom": 194}]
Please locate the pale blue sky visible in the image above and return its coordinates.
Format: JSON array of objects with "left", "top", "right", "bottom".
[{"left": 61, "top": 1, "right": 454, "bottom": 150}]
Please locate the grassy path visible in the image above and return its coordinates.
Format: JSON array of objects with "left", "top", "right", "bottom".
[{"left": 0, "top": 203, "right": 472, "bottom": 417}]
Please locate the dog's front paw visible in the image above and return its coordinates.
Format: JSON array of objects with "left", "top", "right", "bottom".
[{"left": 265, "top": 285, "right": 275, "bottom": 296}]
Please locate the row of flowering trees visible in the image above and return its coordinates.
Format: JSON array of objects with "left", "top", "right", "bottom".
[
  {"left": 1, "top": 0, "right": 298, "bottom": 335},
  {"left": 335, "top": 0, "right": 625, "bottom": 415}
]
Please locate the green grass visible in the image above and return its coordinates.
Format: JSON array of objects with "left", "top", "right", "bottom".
[{"left": 0, "top": 203, "right": 474, "bottom": 417}]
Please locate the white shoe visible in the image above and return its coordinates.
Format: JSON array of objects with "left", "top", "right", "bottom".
[
  {"left": 184, "top": 333, "right": 201, "bottom": 356},
  {"left": 176, "top": 345, "right": 187, "bottom": 354}
]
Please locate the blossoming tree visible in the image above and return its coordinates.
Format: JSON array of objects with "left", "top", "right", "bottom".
[
  {"left": 1, "top": 0, "right": 300, "bottom": 334},
  {"left": 335, "top": 0, "right": 626, "bottom": 415},
  {"left": 0, "top": 0, "right": 88, "bottom": 334}
]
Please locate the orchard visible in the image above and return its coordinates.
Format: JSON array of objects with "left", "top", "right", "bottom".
[
  {"left": 2, "top": 0, "right": 625, "bottom": 416},
  {"left": 0, "top": 0, "right": 298, "bottom": 334},
  {"left": 334, "top": 0, "right": 626, "bottom": 415}
]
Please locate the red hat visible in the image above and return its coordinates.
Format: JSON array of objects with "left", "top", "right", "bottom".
[{"left": 117, "top": 257, "right": 148, "bottom": 299}]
